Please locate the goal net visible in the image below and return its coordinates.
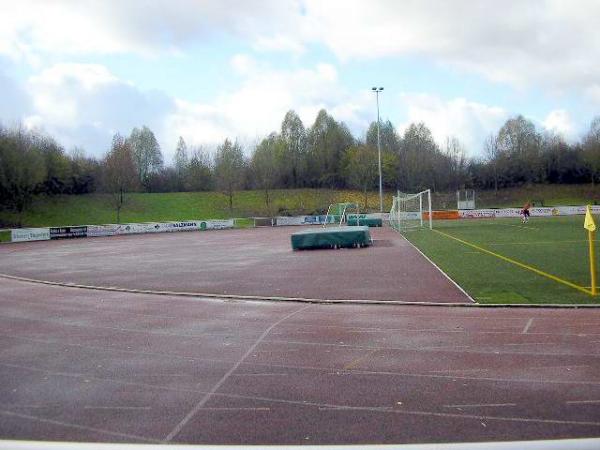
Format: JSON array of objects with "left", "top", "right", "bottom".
[
  {"left": 324, "top": 202, "right": 360, "bottom": 227},
  {"left": 389, "top": 189, "right": 432, "bottom": 232}
]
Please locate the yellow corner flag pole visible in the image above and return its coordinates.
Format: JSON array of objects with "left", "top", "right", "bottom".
[{"left": 584, "top": 205, "right": 597, "bottom": 296}]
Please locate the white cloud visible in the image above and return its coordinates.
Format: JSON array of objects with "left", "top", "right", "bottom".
[
  {"left": 252, "top": 35, "right": 305, "bottom": 55},
  {"left": 0, "top": 1, "right": 301, "bottom": 61},
  {"left": 13, "top": 60, "right": 513, "bottom": 159},
  {"left": 230, "top": 54, "right": 260, "bottom": 76},
  {"left": 397, "top": 93, "right": 508, "bottom": 154},
  {"left": 542, "top": 109, "right": 576, "bottom": 140},
  {"left": 3, "top": 1, "right": 599, "bottom": 96},
  {"left": 24, "top": 63, "right": 173, "bottom": 155},
  {"left": 165, "top": 62, "right": 346, "bottom": 150},
  {"left": 299, "top": 0, "right": 600, "bottom": 93}
]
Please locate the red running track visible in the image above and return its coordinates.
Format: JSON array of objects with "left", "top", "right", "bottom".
[
  {"left": 1, "top": 277, "right": 600, "bottom": 445},
  {"left": 0, "top": 227, "right": 469, "bottom": 303}
]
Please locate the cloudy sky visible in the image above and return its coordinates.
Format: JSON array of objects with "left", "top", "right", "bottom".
[{"left": 1, "top": 0, "right": 599, "bottom": 163}]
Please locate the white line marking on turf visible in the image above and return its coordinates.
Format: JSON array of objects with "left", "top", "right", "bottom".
[
  {"left": 163, "top": 304, "right": 312, "bottom": 442},
  {"left": 397, "top": 233, "right": 476, "bottom": 303},
  {"left": 566, "top": 399, "right": 600, "bottom": 404},
  {"left": 522, "top": 318, "right": 534, "bottom": 334},
  {"left": 444, "top": 403, "right": 517, "bottom": 408}
]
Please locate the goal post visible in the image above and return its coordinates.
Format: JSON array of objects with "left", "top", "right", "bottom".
[
  {"left": 324, "top": 202, "right": 360, "bottom": 227},
  {"left": 389, "top": 189, "right": 433, "bottom": 232}
]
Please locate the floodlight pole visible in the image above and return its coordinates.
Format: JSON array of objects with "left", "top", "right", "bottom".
[{"left": 372, "top": 87, "right": 384, "bottom": 213}]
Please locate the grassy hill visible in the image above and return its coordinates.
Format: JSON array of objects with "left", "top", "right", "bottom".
[
  {"left": 0, "top": 189, "right": 394, "bottom": 228},
  {"left": 2, "top": 184, "right": 600, "bottom": 229}
]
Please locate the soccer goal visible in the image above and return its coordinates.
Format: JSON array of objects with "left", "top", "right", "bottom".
[
  {"left": 324, "top": 202, "right": 360, "bottom": 227},
  {"left": 389, "top": 189, "right": 432, "bottom": 232}
]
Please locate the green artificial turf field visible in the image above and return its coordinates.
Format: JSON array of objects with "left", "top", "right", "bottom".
[{"left": 403, "top": 215, "right": 600, "bottom": 305}]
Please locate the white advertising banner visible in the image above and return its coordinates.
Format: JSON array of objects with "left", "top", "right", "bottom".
[
  {"left": 276, "top": 216, "right": 306, "bottom": 226},
  {"left": 398, "top": 211, "right": 421, "bottom": 220},
  {"left": 87, "top": 224, "right": 145, "bottom": 236},
  {"left": 458, "top": 209, "right": 495, "bottom": 219},
  {"left": 553, "top": 205, "right": 600, "bottom": 216},
  {"left": 346, "top": 213, "right": 383, "bottom": 220},
  {"left": 458, "top": 205, "right": 600, "bottom": 219},
  {"left": 199, "top": 219, "right": 234, "bottom": 230},
  {"left": 275, "top": 215, "right": 335, "bottom": 226},
  {"left": 142, "top": 221, "right": 199, "bottom": 233},
  {"left": 11, "top": 228, "right": 50, "bottom": 242},
  {"left": 88, "top": 220, "right": 234, "bottom": 236}
]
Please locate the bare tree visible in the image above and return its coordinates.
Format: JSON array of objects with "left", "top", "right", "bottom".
[
  {"left": 484, "top": 133, "right": 500, "bottom": 194},
  {"left": 214, "top": 139, "right": 245, "bottom": 211},
  {"left": 173, "top": 136, "right": 189, "bottom": 191},
  {"left": 104, "top": 134, "right": 138, "bottom": 223},
  {"left": 342, "top": 145, "right": 378, "bottom": 210},
  {"left": 252, "top": 133, "right": 283, "bottom": 210},
  {"left": 187, "top": 146, "right": 213, "bottom": 191},
  {"left": 583, "top": 116, "right": 600, "bottom": 187}
]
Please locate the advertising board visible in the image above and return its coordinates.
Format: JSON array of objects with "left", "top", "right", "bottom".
[
  {"left": 275, "top": 216, "right": 306, "bottom": 226},
  {"left": 276, "top": 215, "right": 336, "bottom": 226},
  {"left": 423, "top": 210, "right": 460, "bottom": 220},
  {"left": 11, "top": 228, "right": 50, "bottom": 242},
  {"left": 199, "top": 219, "right": 234, "bottom": 230},
  {"left": 49, "top": 226, "right": 88, "bottom": 239}
]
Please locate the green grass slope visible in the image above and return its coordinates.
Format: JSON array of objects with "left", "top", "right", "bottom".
[{"left": 0, "top": 189, "right": 394, "bottom": 228}]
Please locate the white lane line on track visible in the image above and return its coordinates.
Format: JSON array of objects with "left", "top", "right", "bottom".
[
  {"left": 4, "top": 308, "right": 598, "bottom": 341},
  {"left": 431, "top": 364, "right": 593, "bottom": 374},
  {"left": 232, "top": 373, "right": 287, "bottom": 377},
  {"left": 429, "top": 368, "right": 490, "bottom": 373},
  {"left": 566, "top": 399, "right": 600, "bottom": 404},
  {"left": 4, "top": 328, "right": 600, "bottom": 368},
  {"left": 522, "top": 318, "right": 534, "bottom": 334},
  {"left": 5, "top": 361, "right": 600, "bottom": 429},
  {"left": 163, "top": 304, "right": 312, "bottom": 442},
  {"left": 197, "top": 407, "right": 270, "bottom": 411},
  {"left": 318, "top": 406, "right": 393, "bottom": 411},
  {"left": 84, "top": 406, "right": 151, "bottom": 410},
  {"left": 444, "top": 403, "right": 517, "bottom": 408},
  {"left": 501, "top": 342, "right": 552, "bottom": 346},
  {"left": 0, "top": 409, "right": 158, "bottom": 443}
]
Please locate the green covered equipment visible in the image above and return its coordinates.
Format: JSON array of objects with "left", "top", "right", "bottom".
[
  {"left": 346, "top": 216, "right": 383, "bottom": 227},
  {"left": 291, "top": 226, "right": 372, "bottom": 250}
]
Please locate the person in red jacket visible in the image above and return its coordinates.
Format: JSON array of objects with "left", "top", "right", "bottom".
[{"left": 521, "top": 201, "right": 531, "bottom": 223}]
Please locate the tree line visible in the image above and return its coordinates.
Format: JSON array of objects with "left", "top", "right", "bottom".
[{"left": 1, "top": 110, "right": 600, "bottom": 223}]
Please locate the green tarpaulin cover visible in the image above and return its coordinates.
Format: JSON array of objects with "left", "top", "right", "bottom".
[
  {"left": 346, "top": 217, "right": 383, "bottom": 227},
  {"left": 291, "top": 226, "right": 372, "bottom": 250}
]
